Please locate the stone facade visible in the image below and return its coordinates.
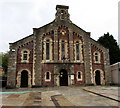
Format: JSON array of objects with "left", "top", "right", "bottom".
[{"left": 7, "top": 5, "right": 111, "bottom": 88}]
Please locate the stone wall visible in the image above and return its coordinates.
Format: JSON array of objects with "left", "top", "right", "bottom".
[{"left": 7, "top": 5, "right": 111, "bottom": 88}]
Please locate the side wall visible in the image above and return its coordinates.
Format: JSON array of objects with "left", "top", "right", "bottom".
[
  {"left": 90, "top": 39, "right": 111, "bottom": 85},
  {"left": 7, "top": 35, "right": 34, "bottom": 88}
]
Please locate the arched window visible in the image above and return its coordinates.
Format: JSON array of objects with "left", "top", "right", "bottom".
[
  {"left": 23, "top": 51, "right": 28, "bottom": 60},
  {"left": 61, "top": 40, "right": 65, "bottom": 60},
  {"left": 94, "top": 51, "right": 100, "bottom": 63},
  {"left": 95, "top": 53, "right": 98, "bottom": 62},
  {"left": 43, "top": 38, "right": 52, "bottom": 61},
  {"left": 46, "top": 40, "right": 50, "bottom": 60},
  {"left": 59, "top": 39, "right": 67, "bottom": 60},
  {"left": 76, "top": 41, "right": 80, "bottom": 60},
  {"left": 46, "top": 72, "right": 49, "bottom": 79},
  {"left": 21, "top": 49, "right": 30, "bottom": 63},
  {"left": 45, "top": 72, "right": 51, "bottom": 81},
  {"left": 77, "top": 71, "right": 82, "bottom": 81}
]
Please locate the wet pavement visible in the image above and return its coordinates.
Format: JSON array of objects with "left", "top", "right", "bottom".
[
  {"left": 1, "top": 86, "right": 120, "bottom": 107},
  {"left": 83, "top": 86, "right": 120, "bottom": 102}
]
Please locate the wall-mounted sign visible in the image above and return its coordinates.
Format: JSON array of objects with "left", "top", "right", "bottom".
[{"left": 71, "top": 75, "right": 74, "bottom": 79}]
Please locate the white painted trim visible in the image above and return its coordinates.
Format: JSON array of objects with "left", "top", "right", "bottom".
[
  {"left": 76, "top": 71, "right": 83, "bottom": 81},
  {"left": 21, "top": 49, "right": 30, "bottom": 63},
  {"left": 45, "top": 71, "right": 51, "bottom": 82},
  {"left": 43, "top": 37, "right": 53, "bottom": 62},
  {"left": 93, "top": 51, "right": 101, "bottom": 63},
  {"left": 74, "top": 40, "right": 83, "bottom": 63},
  {"left": 59, "top": 39, "right": 68, "bottom": 61}
]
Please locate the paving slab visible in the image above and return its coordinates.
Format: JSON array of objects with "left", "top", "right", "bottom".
[
  {"left": 83, "top": 86, "right": 119, "bottom": 102},
  {"left": 57, "top": 86, "right": 119, "bottom": 107},
  {"left": 41, "top": 90, "right": 60, "bottom": 107},
  {"left": 2, "top": 93, "right": 29, "bottom": 106},
  {"left": 22, "top": 92, "right": 41, "bottom": 106},
  {"left": 52, "top": 94, "right": 75, "bottom": 106},
  {"left": 1, "top": 86, "right": 120, "bottom": 107}
]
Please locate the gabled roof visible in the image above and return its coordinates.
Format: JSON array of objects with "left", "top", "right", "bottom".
[
  {"left": 72, "top": 23, "right": 90, "bottom": 34},
  {"left": 10, "top": 20, "right": 90, "bottom": 45},
  {"left": 10, "top": 34, "right": 33, "bottom": 45},
  {"left": 33, "top": 21, "right": 54, "bottom": 31}
]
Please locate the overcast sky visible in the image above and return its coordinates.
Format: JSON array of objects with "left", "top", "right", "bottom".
[{"left": 0, "top": 0, "right": 119, "bottom": 53}]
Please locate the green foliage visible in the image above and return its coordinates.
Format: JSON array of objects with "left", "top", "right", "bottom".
[
  {"left": 1, "top": 52, "right": 9, "bottom": 73},
  {"left": 98, "top": 32, "right": 120, "bottom": 64},
  {"left": 0, "top": 53, "right": 2, "bottom": 67}
]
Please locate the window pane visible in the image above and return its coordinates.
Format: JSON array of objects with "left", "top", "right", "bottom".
[
  {"left": 62, "top": 42, "right": 65, "bottom": 52},
  {"left": 78, "top": 72, "right": 81, "bottom": 79},
  {"left": 46, "top": 40, "right": 50, "bottom": 60},
  {"left": 23, "top": 50, "right": 28, "bottom": 60},
  {"left": 76, "top": 42, "right": 80, "bottom": 60},
  {"left": 95, "top": 53, "right": 98, "bottom": 55},
  {"left": 46, "top": 72, "right": 49, "bottom": 79},
  {"left": 61, "top": 41, "right": 65, "bottom": 60},
  {"left": 95, "top": 56, "right": 98, "bottom": 62},
  {"left": 23, "top": 54, "right": 27, "bottom": 60},
  {"left": 24, "top": 51, "right": 27, "bottom": 53}
]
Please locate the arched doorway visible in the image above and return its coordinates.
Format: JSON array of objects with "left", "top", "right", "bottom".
[
  {"left": 95, "top": 70, "right": 101, "bottom": 85},
  {"left": 59, "top": 69, "right": 68, "bottom": 86},
  {"left": 20, "top": 70, "right": 28, "bottom": 87}
]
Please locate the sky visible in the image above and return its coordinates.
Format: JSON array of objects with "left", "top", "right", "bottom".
[{"left": 0, "top": 0, "right": 119, "bottom": 53}]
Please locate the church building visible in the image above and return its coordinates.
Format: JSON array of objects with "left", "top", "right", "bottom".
[{"left": 7, "top": 5, "right": 111, "bottom": 88}]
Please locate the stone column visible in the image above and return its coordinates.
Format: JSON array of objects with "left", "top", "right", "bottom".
[
  {"left": 34, "top": 29, "right": 42, "bottom": 86},
  {"left": 54, "top": 28, "right": 58, "bottom": 62},
  {"left": 103, "top": 49, "right": 111, "bottom": 85},
  {"left": 68, "top": 28, "right": 74, "bottom": 61},
  {"left": 83, "top": 33, "right": 92, "bottom": 85},
  {"left": 7, "top": 44, "right": 17, "bottom": 88},
  {"left": 54, "top": 64, "right": 60, "bottom": 86}
]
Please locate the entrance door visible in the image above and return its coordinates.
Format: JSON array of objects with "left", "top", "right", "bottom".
[
  {"left": 60, "top": 69, "right": 68, "bottom": 86},
  {"left": 95, "top": 70, "right": 101, "bottom": 85},
  {"left": 21, "top": 70, "right": 28, "bottom": 87}
]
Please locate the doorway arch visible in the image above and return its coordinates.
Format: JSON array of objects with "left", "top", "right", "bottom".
[
  {"left": 95, "top": 70, "right": 101, "bottom": 85},
  {"left": 59, "top": 69, "right": 68, "bottom": 86},
  {"left": 16, "top": 69, "right": 31, "bottom": 88},
  {"left": 21, "top": 70, "right": 28, "bottom": 87}
]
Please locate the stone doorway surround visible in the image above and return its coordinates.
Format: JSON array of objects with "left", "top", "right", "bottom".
[
  {"left": 54, "top": 64, "right": 74, "bottom": 86},
  {"left": 95, "top": 70, "right": 101, "bottom": 85},
  {"left": 21, "top": 71, "right": 28, "bottom": 87},
  {"left": 16, "top": 69, "right": 31, "bottom": 88},
  {"left": 93, "top": 69, "right": 105, "bottom": 85},
  {"left": 59, "top": 69, "right": 68, "bottom": 86}
]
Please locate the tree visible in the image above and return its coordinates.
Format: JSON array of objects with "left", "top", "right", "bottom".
[
  {"left": 1, "top": 52, "right": 9, "bottom": 74},
  {"left": 97, "top": 32, "right": 120, "bottom": 64}
]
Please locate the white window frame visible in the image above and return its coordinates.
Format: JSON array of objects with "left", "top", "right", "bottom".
[
  {"left": 21, "top": 49, "right": 30, "bottom": 63},
  {"left": 77, "top": 71, "right": 83, "bottom": 81},
  {"left": 74, "top": 40, "right": 83, "bottom": 62},
  {"left": 59, "top": 39, "right": 68, "bottom": 61},
  {"left": 43, "top": 38, "right": 53, "bottom": 62},
  {"left": 93, "top": 51, "right": 101, "bottom": 63},
  {"left": 45, "top": 71, "right": 51, "bottom": 81}
]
